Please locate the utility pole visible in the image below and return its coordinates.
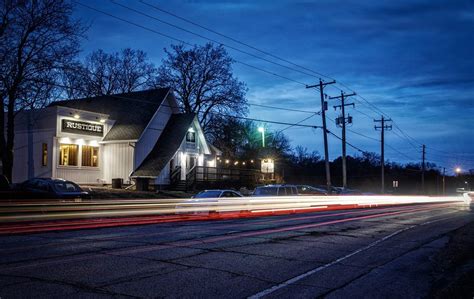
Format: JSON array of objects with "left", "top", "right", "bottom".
[
  {"left": 422, "top": 144, "right": 426, "bottom": 193},
  {"left": 374, "top": 116, "right": 392, "bottom": 194},
  {"left": 306, "top": 79, "right": 336, "bottom": 194},
  {"left": 329, "top": 91, "right": 355, "bottom": 189}
]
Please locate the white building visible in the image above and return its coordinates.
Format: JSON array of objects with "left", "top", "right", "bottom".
[{"left": 12, "top": 88, "right": 219, "bottom": 188}]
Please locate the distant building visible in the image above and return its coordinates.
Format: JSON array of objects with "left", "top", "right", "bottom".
[{"left": 11, "top": 88, "right": 220, "bottom": 188}]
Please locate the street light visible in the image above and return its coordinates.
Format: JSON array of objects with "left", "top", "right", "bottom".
[
  {"left": 258, "top": 127, "right": 265, "bottom": 147},
  {"left": 455, "top": 167, "right": 462, "bottom": 175}
]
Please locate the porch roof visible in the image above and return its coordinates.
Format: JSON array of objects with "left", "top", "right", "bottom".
[{"left": 131, "top": 113, "right": 196, "bottom": 178}]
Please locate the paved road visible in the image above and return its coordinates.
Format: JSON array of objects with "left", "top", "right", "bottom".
[{"left": 0, "top": 201, "right": 472, "bottom": 298}]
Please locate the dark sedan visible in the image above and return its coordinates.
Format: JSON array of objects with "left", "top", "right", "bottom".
[{"left": 11, "top": 178, "right": 90, "bottom": 200}]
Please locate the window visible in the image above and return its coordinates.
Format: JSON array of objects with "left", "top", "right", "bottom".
[
  {"left": 186, "top": 131, "right": 196, "bottom": 143},
  {"left": 53, "top": 181, "right": 82, "bottom": 192},
  {"left": 41, "top": 143, "right": 47, "bottom": 166},
  {"left": 59, "top": 144, "right": 78, "bottom": 166},
  {"left": 82, "top": 145, "right": 99, "bottom": 167},
  {"left": 253, "top": 187, "right": 278, "bottom": 196}
]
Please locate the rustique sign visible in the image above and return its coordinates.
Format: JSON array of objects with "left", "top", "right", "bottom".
[{"left": 61, "top": 119, "right": 104, "bottom": 136}]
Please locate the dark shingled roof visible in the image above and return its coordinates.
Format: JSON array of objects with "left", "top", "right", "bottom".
[
  {"left": 49, "top": 88, "right": 171, "bottom": 141},
  {"left": 132, "top": 113, "right": 196, "bottom": 178}
]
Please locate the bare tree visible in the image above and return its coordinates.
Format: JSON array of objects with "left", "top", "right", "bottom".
[
  {"left": 63, "top": 48, "right": 158, "bottom": 98},
  {"left": 155, "top": 43, "right": 248, "bottom": 133},
  {"left": 0, "top": 0, "right": 84, "bottom": 181}
]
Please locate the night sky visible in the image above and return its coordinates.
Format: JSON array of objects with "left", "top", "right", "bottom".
[{"left": 74, "top": 0, "right": 474, "bottom": 173}]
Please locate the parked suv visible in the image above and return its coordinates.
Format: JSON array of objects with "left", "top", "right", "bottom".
[
  {"left": 252, "top": 184, "right": 299, "bottom": 197},
  {"left": 12, "top": 178, "right": 90, "bottom": 200}
]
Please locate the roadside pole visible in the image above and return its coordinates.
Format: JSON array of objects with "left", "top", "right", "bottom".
[{"left": 306, "top": 79, "right": 335, "bottom": 194}]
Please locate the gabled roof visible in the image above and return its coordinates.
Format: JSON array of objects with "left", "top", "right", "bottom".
[
  {"left": 49, "top": 88, "right": 171, "bottom": 141},
  {"left": 132, "top": 113, "right": 196, "bottom": 178}
]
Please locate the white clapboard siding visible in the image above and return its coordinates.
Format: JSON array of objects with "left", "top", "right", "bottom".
[
  {"left": 56, "top": 167, "right": 101, "bottom": 184},
  {"left": 12, "top": 130, "right": 55, "bottom": 183},
  {"left": 103, "top": 142, "right": 134, "bottom": 184}
]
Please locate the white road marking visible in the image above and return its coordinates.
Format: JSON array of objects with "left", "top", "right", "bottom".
[{"left": 248, "top": 215, "right": 455, "bottom": 298}]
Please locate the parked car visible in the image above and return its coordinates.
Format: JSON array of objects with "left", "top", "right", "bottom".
[
  {"left": 178, "top": 189, "right": 245, "bottom": 215},
  {"left": 12, "top": 178, "right": 90, "bottom": 200},
  {"left": 296, "top": 185, "right": 327, "bottom": 195},
  {"left": 252, "top": 184, "right": 299, "bottom": 197},
  {"left": 339, "top": 188, "right": 363, "bottom": 195},
  {"left": 192, "top": 190, "right": 243, "bottom": 199},
  {"left": 315, "top": 186, "right": 365, "bottom": 195}
]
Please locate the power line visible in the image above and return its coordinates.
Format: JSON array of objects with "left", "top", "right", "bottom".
[
  {"left": 74, "top": 1, "right": 309, "bottom": 86},
  {"left": 111, "top": 0, "right": 321, "bottom": 80},
  {"left": 277, "top": 113, "right": 318, "bottom": 134},
  {"left": 248, "top": 103, "right": 320, "bottom": 115},
  {"left": 384, "top": 143, "right": 418, "bottom": 161},
  {"left": 139, "top": 0, "right": 335, "bottom": 81},
  {"left": 426, "top": 146, "right": 474, "bottom": 156},
  {"left": 134, "top": 0, "right": 427, "bottom": 150},
  {"left": 46, "top": 78, "right": 320, "bottom": 117},
  {"left": 141, "top": 0, "right": 436, "bottom": 153},
  {"left": 327, "top": 116, "right": 379, "bottom": 142},
  {"left": 351, "top": 105, "right": 377, "bottom": 121},
  {"left": 38, "top": 81, "right": 325, "bottom": 131},
  {"left": 390, "top": 129, "right": 420, "bottom": 150},
  {"left": 139, "top": 0, "right": 420, "bottom": 144},
  {"left": 327, "top": 130, "right": 367, "bottom": 154},
  {"left": 76, "top": 1, "right": 457, "bottom": 163}
]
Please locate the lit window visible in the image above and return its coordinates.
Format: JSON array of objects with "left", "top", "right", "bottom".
[
  {"left": 59, "top": 144, "right": 78, "bottom": 166},
  {"left": 186, "top": 131, "right": 196, "bottom": 143},
  {"left": 82, "top": 145, "right": 99, "bottom": 167},
  {"left": 41, "top": 143, "right": 47, "bottom": 166}
]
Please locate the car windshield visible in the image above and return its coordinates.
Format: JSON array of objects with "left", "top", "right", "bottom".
[
  {"left": 195, "top": 191, "right": 222, "bottom": 198},
  {"left": 254, "top": 187, "right": 278, "bottom": 196},
  {"left": 53, "top": 181, "right": 82, "bottom": 193}
]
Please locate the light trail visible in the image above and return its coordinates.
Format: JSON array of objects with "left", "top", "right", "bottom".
[
  {"left": 0, "top": 194, "right": 469, "bottom": 234},
  {"left": 0, "top": 202, "right": 461, "bottom": 271},
  {"left": 0, "top": 203, "right": 445, "bottom": 251},
  {"left": 169, "top": 204, "right": 459, "bottom": 247}
]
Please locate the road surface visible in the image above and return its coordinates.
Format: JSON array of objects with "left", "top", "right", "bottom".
[{"left": 0, "top": 201, "right": 473, "bottom": 298}]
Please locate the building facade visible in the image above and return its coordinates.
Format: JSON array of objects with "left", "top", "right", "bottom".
[{"left": 12, "top": 88, "right": 218, "bottom": 187}]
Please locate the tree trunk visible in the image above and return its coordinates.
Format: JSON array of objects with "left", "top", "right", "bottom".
[
  {"left": 0, "top": 98, "right": 5, "bottom": 178},
  {"left": 3, "top": 92, "right": 16, "bottom": 182}
]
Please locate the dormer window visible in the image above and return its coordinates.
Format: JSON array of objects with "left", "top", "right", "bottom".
[{"left": 186, "top": 127, "right": 196, "bottom": 143}]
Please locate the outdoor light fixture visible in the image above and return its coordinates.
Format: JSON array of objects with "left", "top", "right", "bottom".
[
  {"left": 225, "top": 159, "right": 230, "bottom": 164},
  {"left": 455, "top": 167, "right": 462, "bottom": 174},
  {"left": 258, "top": 127, "right": 265, "bottom": 147},
  {"left": 242, "top": 162, "right": 246, "bottom": 165},
  {"left": 188, "top": 127, "right": 195, "bottom": 133},
  {"left": 234, "top": 161, "right": 239, "bottom": 165},
  {"left": 59, "top": 137, "right": 71, "bottom": 144},
  {"left": 73, "top": 114, "right": 80, "bottom": 119},
  {"left": 251, "top": 160, "right": 254, "bottom": 163},
  {"left": 99, "top": 119, "right": 106, "bottom": 123}
]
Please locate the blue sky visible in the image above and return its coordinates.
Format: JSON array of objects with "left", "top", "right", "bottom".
[{"left": 74, "top": 0, "right": 474, "bottom": 172}]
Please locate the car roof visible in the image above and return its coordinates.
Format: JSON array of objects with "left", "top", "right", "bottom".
[
  {"left": 201, "top": 189, "right": 238, "bottom": 192},
  {"left": 257, "top": 184, "right": 297, "bottom": 188},
  {"left": 27, "top": 178, "right": 73, "bottom": 183}
]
